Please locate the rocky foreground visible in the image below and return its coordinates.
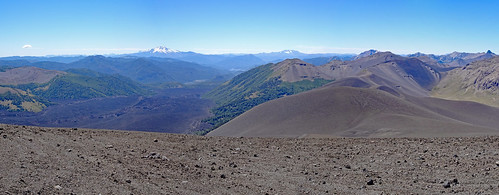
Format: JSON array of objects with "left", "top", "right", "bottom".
[{"left": 0, "top": 124, "right": 498, "bottom": 194}]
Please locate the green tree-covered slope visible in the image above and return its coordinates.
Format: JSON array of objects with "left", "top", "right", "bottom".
[{"left": 201, "top": 61, "right": 332, "bottom": 134}]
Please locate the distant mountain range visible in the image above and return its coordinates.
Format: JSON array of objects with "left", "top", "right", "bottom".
[
  {"left": 2, "top": 46, "right": 494, "bottom": 72},
  {"left": 124, "top": 46, "right": 356, "bottom": 71},
  {"left": 0, "top": 55, "right": 225, "bottom": 84},
  {"left": 408, "top": 50, "right": 495, "bottom": 67}
]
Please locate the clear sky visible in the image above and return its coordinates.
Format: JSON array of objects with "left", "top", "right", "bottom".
[{"left": 1, "top": 0, "right": 498, "bottom": 57}]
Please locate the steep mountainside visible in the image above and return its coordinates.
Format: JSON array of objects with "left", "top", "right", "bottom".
[
  {"left": 432, "top": 56, "right": 499, "bottom": 107},
  {"left": 208, "top": 86, "right": 499, "bottom": 138},
  {"left": 352, "top": 49, "right": 379, "bottom": 60},
  {"left": 322, "top": 52, "right": 441, "bottom": 96}
]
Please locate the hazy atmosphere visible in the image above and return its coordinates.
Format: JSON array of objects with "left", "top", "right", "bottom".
[{"left": 1, "top": 0, "right": 498, "bottom": 56}]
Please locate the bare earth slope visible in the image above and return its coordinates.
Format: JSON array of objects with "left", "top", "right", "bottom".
[
  {"left": 321, "top": 52, "right": 441, "bottom": 97},
  {"left": 433, "top": 56, "right": 499, "bottom": 107},
  {"left": 271, "top": 59, "right": 335, "bottom": 82},
  {"left": 1, "top": 124, "right": 498, "bottom": 194},
  {"left": 0, "top": 67, "right": 65, "bottom": 85},
  {"left": 208, "top": 86, "right": 499, "bottom": 138}
]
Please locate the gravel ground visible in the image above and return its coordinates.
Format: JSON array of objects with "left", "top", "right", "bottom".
[{"left": 0, "top": 124, "right": 498, "bottom": 194}]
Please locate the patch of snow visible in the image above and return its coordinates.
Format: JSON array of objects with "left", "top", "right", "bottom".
[{"left": 151, "top": 46, "right": 179, "bottom": 53}]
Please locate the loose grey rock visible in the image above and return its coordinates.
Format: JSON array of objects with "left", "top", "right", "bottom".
[
  {"left": 367, "top": 179, "right": 374, "bottom": 185},
  {"left": 443, "top": 181, "right": 451, "bottom": 188}
]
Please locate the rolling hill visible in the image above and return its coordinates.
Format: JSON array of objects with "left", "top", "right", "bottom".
[
  {"left": 207, "top": 51, "right": 499, "bottom": 138},
  {"left": 203, "top": 52, "right": 444, "bottom": 134},
  {"left": 208, "top": 86, "right": 499, "bottom": 138},
  {"left": 0, "top": 56, "right": 225, "bottom": 84},
  {"left": 0, "top": 67, "right": 148, "bottom": 112},
  {"left": 202, "top": 59, "right": 333, "bottom": 132}
]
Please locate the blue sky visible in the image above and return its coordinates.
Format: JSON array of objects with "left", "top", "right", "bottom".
[{"left": 0, "top": 0, "right": 498, "bottom": 56}]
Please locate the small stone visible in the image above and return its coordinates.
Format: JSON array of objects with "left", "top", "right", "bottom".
[
  {"left": 254, "top": 154, "right": 258, "bottom": 157},
  {"left": 443, "top": 181, "right": 451, "bottom": 188},
  {"left": 495, "top": 161, "right": 499, "bottom": 167},
  {"left": 67, "top": 149, "right": 72, "bottom": 152},
  {"left": 345, "top": 165, "right": 351, "bottom": 169},
  {"left": 72, "top": 128, "right": 78, "bottom": 130},
  {"left": 2, "top": 135, "right": 6, "bottom": 139},
  {"left": 220, "top": 174, "right": 226, "bottom": 179},
  {"left": 153, "top": 139, "right": 158, "bottom": 142},
  {"left": 105, "top": 145, "right": 114, "bottom": 149},
  {"left": 54, "top": 185, "right": 62, "bottom": 190},
  {"left": 367, "top": 179, "right": 374, "bottom": 185}
]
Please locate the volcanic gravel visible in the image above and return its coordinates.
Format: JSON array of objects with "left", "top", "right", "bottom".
[{"left": 0, "top": 124, "right": 498, "bottom": 194}]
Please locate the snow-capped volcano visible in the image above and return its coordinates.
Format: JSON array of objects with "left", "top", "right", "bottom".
[
  {"left": 150, "top": 46, "right": 179, "bottom": 53},
  {"left": 280, "top": 50, "right": 300, "bottom": 54}
]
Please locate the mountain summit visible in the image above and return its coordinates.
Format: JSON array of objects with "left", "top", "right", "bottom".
[
  {"left": 353, "top": 49, "right": 379, "bottom": 60},
  {"left": 149, "top": 46, "right": 179, "bottom": 53}
]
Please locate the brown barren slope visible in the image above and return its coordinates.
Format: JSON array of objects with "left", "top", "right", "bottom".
[
  {"left": 321, "top": 52, "right": 440, "bottom": 97},
  {"left": 433, "top": 56, "right": 499, "bottom": 107},
  {"left": 0, "top": 66, "right": 65, "bottom": 85},
  {"left": 271, "top": 59, "right": 335, "bottom": 82},
  {"left": 1, "top": 124, "right": 498, "bottom": 194},
  {"left": 208, "top": 86, "right": 499, "bottom": 138}
]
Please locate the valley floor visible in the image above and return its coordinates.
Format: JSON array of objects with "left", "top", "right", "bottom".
[
  {"left": 1, "top": 124, "right": 498, "bottom": 194},
  {"left": 0, "top": 88, "right": 214, "bottom": 134}
]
